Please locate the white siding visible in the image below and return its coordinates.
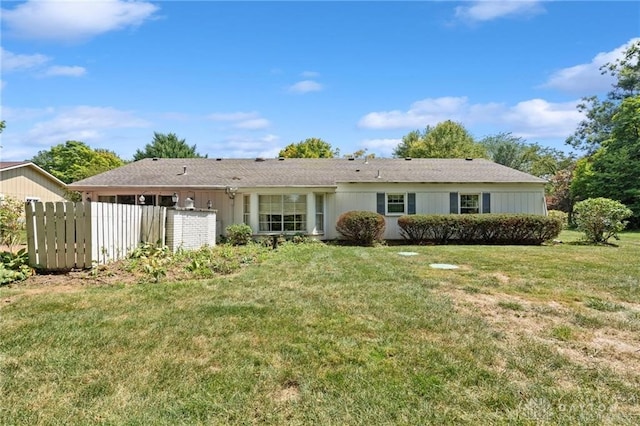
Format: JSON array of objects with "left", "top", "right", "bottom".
[{"left": 331, "top": 183, "right": 546, "bottom": 240}]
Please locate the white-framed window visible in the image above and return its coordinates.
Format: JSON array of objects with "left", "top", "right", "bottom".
[
  {"left": 243, "top": 195, "right": 250, "bottom": 225},
  {"left": 315, "top": 194, "right": 324, "bottom": 233},
  {"left": 460, "top": 194, "right": 480, "bottom": 214},
  {"left": 259, "top": 194, "right": 307, "bottom": 232},
  {"left": 386, "top": 193, "right": 406, "bottom": 215}
]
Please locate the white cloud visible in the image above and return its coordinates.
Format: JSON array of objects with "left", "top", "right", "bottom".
[
  {"left": 26, "top": 106, "right": 150, "bottom": 146},
  {"left": 301, "top": 70, "right": 320, "bottom": 78},
  {"left": 1, "top": 0, "right": 159, "bottom": 42},
  {"left": 205, "top": 134, "right": 281, "bottom": 158},
  {"left": 501, "top": 99, "right": 583, "bottom": 139},
  {"left": 360, "top": 139, "right": 402, "bottom": 158},
  {"left": 358, "top": 97, "right": 470, "bottom": 129},
  {"left": 207, "top": 111, "right": 270, "bottom": 130},
  {"left": 288, "top": 80, "right": 323, "bottom": 94},
  {"left": 455, "top": 1, "right": 544, "bottom": 23},
  {"left": 358, "top": 96, "right": 584, "bottom": 141},
  {"left": 44, "top": 65, "right": 87, "bottom": 77},
  {"left": 1, "top": 48, "right": 49, "bottom": 72},
  {"left": 541, "top": 38, "right": 640, "bottom": 94},
  {"left": 234, "top": 118, "right": 271, "bottom": 130}
]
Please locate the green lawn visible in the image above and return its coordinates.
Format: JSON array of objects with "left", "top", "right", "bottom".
[{"left": 1, "top": 231, "right": 639, "bottom": 425}]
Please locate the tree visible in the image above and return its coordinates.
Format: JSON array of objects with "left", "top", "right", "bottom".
[
  {"left": 343, "top": 148, "right": 374, "bottom": 159},
  {"left": 133, "top": 132, "right": 206, "bottom": 161},
  {"left": 278, "top": 138, "right": 338, "bottom": 158},
  {"left": 480, "top": 132, "right": 573, "bottom": 178},
  {"left": 393, "top": 120, "right": 487, "bottom": 159},
  {"left": 30, "top": 141, "right": 126, "bottom": 184},
  {"left": 567, "top": 41, "right": 640, "bottom": 226},
  {"left": 0, "top": 120, "right": 5, "bottom": 133},
  {"left": 567, "top": 39, "right": 640, "bottom": 153}
]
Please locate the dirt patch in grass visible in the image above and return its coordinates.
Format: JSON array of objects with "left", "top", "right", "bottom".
[
  {"left": 274, "top": 381, "right": 301, "bottom": 403},
  {"left": 443, "top": 285, "right": 640, "bottom": 378}
]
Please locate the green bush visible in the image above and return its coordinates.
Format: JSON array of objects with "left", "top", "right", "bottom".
[
  {"left": 573, "top": 197, "right": 632, "bottom": 244},
  {"left": 547, "top": 210, "right": 568, "bottom": 229},
  {"left": 336, "top": 210, "right": 386, "bottom": 246},
  {"left": 398, "top": 214, "right": 562, "bottom": 245},
  {"left": 0, "top": 249, "right": 34, "bottom": 285},
  {"left": 226, "top": 223, "right": 253, "bottom": 245},
  {"left": 0, "top": 196, "right": 25, "bottom": 253}
]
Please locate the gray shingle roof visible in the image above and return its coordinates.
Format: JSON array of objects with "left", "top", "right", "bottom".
[{"left": 69, "top": 157, "right": 546, "bottom": 189}]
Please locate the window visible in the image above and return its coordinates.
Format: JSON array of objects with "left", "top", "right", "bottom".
[
  {"left": 259, "top": 194, "right": 307, "bottom": 232},
  {"left": 243, "top": 195, "right": 250, "bottom": 225},
  {"left": 315, "top": 194, "right": 324, "bottom": 233},
  {"left": 387, "top": 193, "right": 406, "bottom": 215},
  {"left": 460, "top": 194, "right": 480, "bottom": 214},
  {"left": 98, "top": 195, "right": 116, "bottom": 203}
]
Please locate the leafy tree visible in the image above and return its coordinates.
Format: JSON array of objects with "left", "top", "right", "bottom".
[
  {"left": 278, "top": 138, "right": 338, "bottom": 158},
  {"left": 30, "top": 141, "right": 126, "bottom": 184},
  {"left": 0, "top": 120, "right": 5, "bottom": 133},
  {"left": 393, "top": 120, "right": 487, "bottom": 159},
  {"left": 344, "top": 148, "right": 374, "bottom": 159},
  {"left": 568, "top": 41, "right": 640, "bottom": 226},
  {"left": 480, "top": 132, "right": 573, "bottom": 178},
  {"left": 133, "top": 132, "right": 206, "bottom": 161},
  {"left": 567, "top": 39, "right": 640, "bottom": 154},
  {"left": 546, "top": 166, "right": 575, "bottom": 215},
  {"left": 573, "top": 198, "right": 632, "bottom": 244}
]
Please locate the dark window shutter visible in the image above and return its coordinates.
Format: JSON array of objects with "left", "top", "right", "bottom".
[
  {"left": 408, "top": 193, "right": 416, "bottom": 215},
  {"left": 482, "top": 192, "right": 491, "bottom": 213},
  {"left": 376, "top": 193, "right": 385, "bottom": 215},
  {"left": 449, "top": 192, "right": 458, "bottom": 214}
]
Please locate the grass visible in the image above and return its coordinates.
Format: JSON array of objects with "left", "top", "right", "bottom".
[{"left": 1, "top": 230, "right": 639, "bottom": 424}]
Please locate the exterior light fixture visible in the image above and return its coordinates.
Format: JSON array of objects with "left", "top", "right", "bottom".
[
  {"left": 207, "top": 200, "right": 213, "bottom": 209},
  {"left": 171, "top": 192, "right": 179, "bottom": 206},
  {"left": 139, "top": 194, "right": 145, "bottom": 204},
  {"left": 225, "top": 186, "right": 238, "bottom": 199}
]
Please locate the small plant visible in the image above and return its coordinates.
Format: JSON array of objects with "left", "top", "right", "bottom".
[
  {"left": 128, "top": 242, "right": 172, "bottom": 283},
  {"left": 0, "top": 248, "right": 34, "bottom": 285},
  {"left": 550, "top": 325, "right": 574, "bottom": 341},
  {"left": 226, "top": 223, "right": 253, "bottom": 246},
  {"left": 336, "top": 210, "right": 385, "bottom": 246},
  {"left": 573, "top": 197, "right": 632, "bottom": 244}
]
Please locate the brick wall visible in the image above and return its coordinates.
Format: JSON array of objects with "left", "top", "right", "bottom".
[{"left": 166, "top": 209, "right": 217, "bottom": 252}]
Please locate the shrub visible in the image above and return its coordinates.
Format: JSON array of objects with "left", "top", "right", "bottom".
[
  {"left": 547, "top": 210, "right": 568, "bottom": 229},
  {"left": 0, "top": 249, "right": 34, "bottom": 285},
  {"left": 397, "top": 214, "right": 562, "bottom": 245},
  {"left": 573, "top": 197, "right": 632, "bottom": 244},
  {"left": 226, "top": 223, "right": 253, "bottom": 245},
  {"left": 336, "top": 210, "right": 385, "bottom": 246},
  {"left": 0, "top": 196, "right": 25, "bottom": 253}
]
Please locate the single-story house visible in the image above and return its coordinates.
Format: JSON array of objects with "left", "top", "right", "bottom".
[
  {"left": 68, "top": 157, "right": 548, "bottom": 240},
  {"left": 0, "top": 161, "right": 67, "bottom": 203}
]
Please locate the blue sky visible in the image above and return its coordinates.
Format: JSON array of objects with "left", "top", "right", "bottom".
[{"left": 1, "top": 1, "right": 638, "bottom": 161}]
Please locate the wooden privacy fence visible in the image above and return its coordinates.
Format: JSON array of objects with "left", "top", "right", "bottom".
[{"left": 26, "top": 201, "right": 166, "bottom": 270}]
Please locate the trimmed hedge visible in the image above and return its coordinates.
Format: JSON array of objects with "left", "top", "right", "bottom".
[
  {"left": 336, "top": 210, "right": 386, "bottom": 246},
  {"left": 397, "top": 214, "right": 562, "bottom": 245}
]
